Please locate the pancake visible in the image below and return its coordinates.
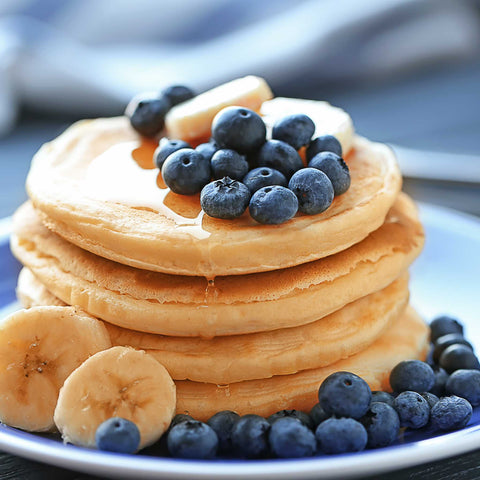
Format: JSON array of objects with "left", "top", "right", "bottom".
[
  {"left": 17, "top": 267, "right": 409, "bottom": 383},
  {"left": 16, "top": 268, "right": 66, "bottom": 308},
  {"left": 26, "top": 114, "right": 401, "bottom": 276},
  {"left": 175, "top": 306, "right": 429, "bottom": 420},
  {"left": 11, "top": 195, "right": 423, "bottom": 336},
  {"left": 16, "top": 272, "right": 428, "bottom": 419}
]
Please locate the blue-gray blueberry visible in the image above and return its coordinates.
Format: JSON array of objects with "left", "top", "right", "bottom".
[
  {"left": 389, "top": 360, "right": 435, "bottom": 393},
  {"left": 288, "top": 168, "right": 334, "bottom": 215},
  {"left": 254, "top": 140, "right": 303, "bottom": 178},
  {"left": 161, "top": 149, "right": 211, "bottom": 195},
  {"left": 446, "top": 369, "right": 480, "bottom": 406},
  {"left": 439, "top": 344, "right": 480, "bottom": 374},
  {"left": 430, "top": 315, "right": 464, "bottom": 342},
  {"left": 306, "top": 135, "right": 342, "bottom": 161},
  {"left": 211, "top": 149, "right": 249, "bottom": 180},
  {"left": 308, "top": 151, "right": 350, "bottom": 196},
  {"left": 315, "top": 417, "right": 367, "bottom": 454},
  {"left": 360, "top": 402, "right": 400, "bottom": 448},
  {"left": 317, "top": 371, "right": 372, "bottom": 419},
  {"left": 207, "top": 410, "right": 240, "bottom": 454},
  {"left": 95, "top": 417, "right": 141, "bottom": 454},
  {"left": 231, "top": 414, "right": 271, "bottom": 458},
  {"left": 272, "top": 114, "right": 315, "bottom": 150},
  {"left": 269, "top": 417, "right": 316, "bottom": 458},
  {"left": 430, "top": 396, "right": 472, "bottom": 431},
  {"left": 249, "top": 185, "right": 298, "bottom": 225},
  {"left": 242, "top": 167, "right": 287, "bottom": 193},
  {"left": 212, "top": 107, "right": 266, "bottom": 154},
  {"left": 161, "top": 85, "right": 195, "bottom": 106},
  {"left": 154, "top": 139, "right": 191, "bottom": 169},
  {"left": 393, "top": 391, "right": 430, "bottom": 429},
  {"left": 201, "top": 177, "right": 250, "bottom": 219},
  {"left": 167, "top": 420, "right": 218, "bottom": 459}
]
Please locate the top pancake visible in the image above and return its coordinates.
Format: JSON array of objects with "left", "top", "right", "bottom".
[{"left": 26, "top": 113, "right": 401, "bottom": 277}]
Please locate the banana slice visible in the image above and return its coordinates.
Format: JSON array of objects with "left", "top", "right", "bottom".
[
  {"left": 0, "top": 306, "right": 111, "bottom": 432},
  {"left": 54, "top": 346, "right": 176, "bottom": 450},
  {"left": 165, "top": 75, "right": 273, "bottom": 143},
  {"left": 260, "top": 97, "right": 355, "bottom": 155}
]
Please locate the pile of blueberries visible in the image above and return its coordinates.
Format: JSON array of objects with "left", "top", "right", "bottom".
[
  {"left": 95, "top": 315, "right": 479, "bottom": 459},
  {"left": 126, "top": 88, "right": 350, "bottom": 224}
]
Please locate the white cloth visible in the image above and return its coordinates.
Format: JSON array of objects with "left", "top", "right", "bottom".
[{"left": 0, "top": 0, "right": 479, "bottom": 134}]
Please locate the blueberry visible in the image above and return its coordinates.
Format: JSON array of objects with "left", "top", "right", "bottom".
[
  {"left": 389, "top": 360, "right": 435, "bottom": 393},
  {"left": 430, "top": 366, "right": 449, "bottom": 396},
  {"left": 360, "top": 402, "right": 400, "bottom": 448},
  {"left": 201, "top": 177, "right": 250, "bottom": 219},
  {"left": 432, "top": 334, "right": 473, "bottom": 364},
  {"left": 231, "top": 414, "right": 270, "bottom": 458},
  {"left": 196, "top": 141, "right": 219, "bottom": 162},
  {"left": 272, "top": 114, "right": 315, "bottom": 150},
  {"left": 308, "top": 151, "right": 350, "bottom": 196},
  {"left": 154, "top": 138, "right": 191, "bottom": 169},
  {"left": 170, "top": 413, "right": 194, "bottom": 428},
  {"left": 446, "top": 369, "right": 480, "bottom": 406},
  {"left": 249, "top": 186, "right": 298, "bottom": 225},
  {"left": 371, "top": 391, "right": 395, "bottom": 407},
  {"left": 421, "top": 392, "right": 440, "bottom": 409},
  {"left": 430, "top": 315, "right": 464, "bottom": 342},
  {"left": 288, "top": 168, "right": 334, "bottom": 215},
  {"left": 309, "top": 403, "right": 329, "bottom": 428},
  {"left": 393, "top": 391, "right": 430, "bottom": 429},
  {"left": 430, "top": 396, "right": 473, "bottom": 431},
  {"left": 161, "top": 85, "right": 195, "bottom": 106},
  {"left": 210, "top": 149, "right": 249, "bottom": 180},
  {"left": 167, "top": 420, "right": 218, "bottom": 459},
  {"left": 125, "top": 93, "right": 170, "bottom": 138},
  {"left": 269, "top": 417, "right": 316, "bottom": 458},
  {"left": 162, "top": 149, "right": 211, "bottom": 195},
  {"left": 212, "top": 107, "right": 266, "bottom": 154},
  {"left": 95, "top": 417, "right": 141, "bottom": 454},
  {"left": 318, "top": 371, "right": 372, "bottom": 419},
  {"left": 254, "top": 140, "right": 303, "bottom": 178},
  {"left": 207, "top": 410, "right": 240, "bottom": 454},
  {"left": 439, "top": 344, "right": 480, "bottom": 374},
  {"left": 267, "top": 409, "right": 314, "bottom": 430},
  {"left": 242, "top": 167, "right": 287, "bottom": 194},
  {"left": 306, "top": 135, "right": 342, "bottom": 161},
  {"left": 315, "top": 417, "right": 367, "bottom": 454}
]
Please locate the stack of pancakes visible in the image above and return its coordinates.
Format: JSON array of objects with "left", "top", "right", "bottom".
[{"left": 10, "top": 89, "right": 429, "bottom": 421}]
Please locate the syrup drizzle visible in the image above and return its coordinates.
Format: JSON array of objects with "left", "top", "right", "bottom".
[{"left": 84, "top": 141, "right": 210, "bottom": 239}]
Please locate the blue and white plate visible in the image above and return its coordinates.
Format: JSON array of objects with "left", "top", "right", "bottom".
[{"left": 0, "top": 203, "right": 479, "bottom": 479}]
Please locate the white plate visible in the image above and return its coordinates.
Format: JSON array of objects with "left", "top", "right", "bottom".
[{"left": 0, "top": 202, "right": 479, "bottom": 479}]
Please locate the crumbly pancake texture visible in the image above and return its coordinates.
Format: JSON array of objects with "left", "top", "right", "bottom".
[
  {"left": 174, "top": 306, "right": 429, "bottom": 420},
  {"left": 17, "top": 267, "right": 409, "bottom": 383},
  {"left": 26, "top": 116, "right": 401, "bottom": 276},
  {"left": 12, "top": 196, "right": 423, "bottom": 336}
]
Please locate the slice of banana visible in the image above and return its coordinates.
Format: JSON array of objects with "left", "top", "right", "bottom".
[
  {"left": 165, "top": 75, "right": 273, "bottom": 143},
  {"left": 54, "top": 346, "right": 176, "bottom": 450},
  {"left": 260, "top": 97, "right": 355, "bottom": 155},
  {"left": 0, "top": 306, "right": 111, "bottom": 432}
]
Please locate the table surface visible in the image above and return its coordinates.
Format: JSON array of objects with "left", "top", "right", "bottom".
[{"left": 0, "top": 61, "right": 479, "bottom": 479}]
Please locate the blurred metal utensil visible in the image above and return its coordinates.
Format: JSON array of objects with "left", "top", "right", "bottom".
[{"left": 390, "top": 144, "right": 480, "bottom": 184}]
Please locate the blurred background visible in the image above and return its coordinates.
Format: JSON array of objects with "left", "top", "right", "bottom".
[{"left": 0, "top": 0, "right": 479, "bottom": 218}]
